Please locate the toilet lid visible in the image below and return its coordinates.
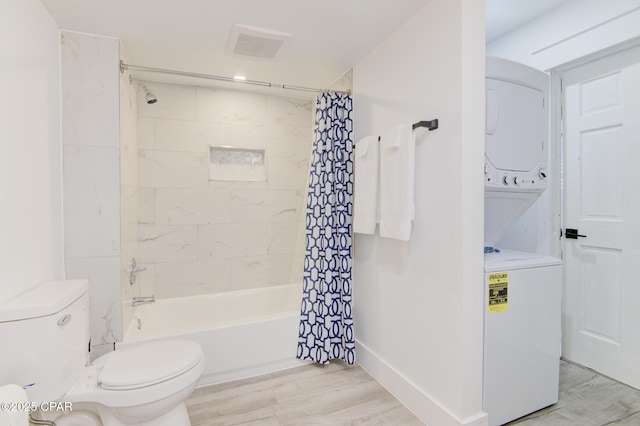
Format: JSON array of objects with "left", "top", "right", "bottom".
[{"left": 98, "top": 339, "right": 203, "bottom": 390}]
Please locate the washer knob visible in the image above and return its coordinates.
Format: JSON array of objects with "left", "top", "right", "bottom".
[
  {"left": 513, "top": 177, "right": 518, "bottom": 185},
  {"left": 502, "top": 176, "right": 509, "bottom": 185},
  {"left": 538, "top": 168, "right": 547, "bottom": 180}
]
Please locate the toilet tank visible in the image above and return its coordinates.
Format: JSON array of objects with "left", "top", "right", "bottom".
[{"left": 0, "top": 280, "right": 90, "bottom": 403}]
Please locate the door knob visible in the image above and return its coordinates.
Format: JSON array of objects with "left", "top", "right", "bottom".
[{"left": 565, "top": 228, "right": 587, "bottom": 239}]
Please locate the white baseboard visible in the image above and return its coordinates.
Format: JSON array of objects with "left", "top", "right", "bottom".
[{"left": 356, "top": 340, "right": 488, "bottom": 426}]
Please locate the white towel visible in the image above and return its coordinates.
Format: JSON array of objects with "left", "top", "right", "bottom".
[
  {"left": 353, "top": 136, "right": 379, "bottom": 234},
  {"left": 379, "top": 124, "right": 415, "bottom": 241}
]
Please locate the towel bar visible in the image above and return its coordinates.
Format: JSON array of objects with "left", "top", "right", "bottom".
[
  {"left": 357, "top": 119, "right": 439, "bottom": 145},
  {"left": 412, "top": 119, "right": 438, "bottom": 131}
]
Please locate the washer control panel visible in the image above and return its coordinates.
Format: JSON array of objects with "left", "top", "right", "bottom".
[{"left": 485, "top": 161, "right": 548, "bottom": 192}]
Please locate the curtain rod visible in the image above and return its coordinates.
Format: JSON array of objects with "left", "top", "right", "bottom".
[{"left": 119, "top": 61, "right": 351, "bottom": 95}]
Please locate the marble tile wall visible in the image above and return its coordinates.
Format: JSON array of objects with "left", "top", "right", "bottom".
[
  {"left": 119, "top": 45, "right": 139, "bottom": 332},
  {"left": 61, "top": 31, "right": 122, "bottom": 352},
  {"left": 137, "top": 82, "right": 313, "bottom": 298}
]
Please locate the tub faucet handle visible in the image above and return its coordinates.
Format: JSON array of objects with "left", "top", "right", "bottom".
[{"left": 129, "top": 258, "right": 146, "bottom": 285}]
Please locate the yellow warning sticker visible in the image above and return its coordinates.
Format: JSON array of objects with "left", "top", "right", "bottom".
[{"left": 488, "top": 272, "right": 508, "bottom": 314}]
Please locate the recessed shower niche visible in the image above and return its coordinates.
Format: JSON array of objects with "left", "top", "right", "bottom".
[{"left": 209, "top": 146, "right": 266, "bottom": 181}]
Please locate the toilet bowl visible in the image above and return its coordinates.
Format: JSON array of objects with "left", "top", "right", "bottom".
[{"left": 0, "top": 280, "right": 205, "bottom": 426}]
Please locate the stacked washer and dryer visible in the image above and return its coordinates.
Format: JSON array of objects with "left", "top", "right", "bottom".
[{"left": 482, "top": 57, "right": 562, "bottom": 426}]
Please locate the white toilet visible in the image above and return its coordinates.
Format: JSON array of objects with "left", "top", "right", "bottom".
[{"left": 0, "top": 280, "right": 205, "bottom": 426}]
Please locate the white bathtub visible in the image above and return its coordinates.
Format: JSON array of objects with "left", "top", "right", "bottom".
[{"left": 120, "top": 284, "right": 307, "bottom": 387}]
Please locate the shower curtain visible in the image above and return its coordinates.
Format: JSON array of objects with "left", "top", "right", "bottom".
[{"left": 297, "top": 92, "right": 355, "bottom": 365}]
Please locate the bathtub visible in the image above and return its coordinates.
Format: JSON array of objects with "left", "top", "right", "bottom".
[{"left": 120, "top": 283, "right": 308, "bottom": 387}]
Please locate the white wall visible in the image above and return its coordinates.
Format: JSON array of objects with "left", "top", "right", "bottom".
[
  {"left": 0, "top": 0, "right": 63, "bottom": 303},
  {"left": 61, "top": 31, "right": 123, "bottom": 351},
  {"left": 352, "top": 0, "right": 486, "bottom": 425},
  {"left": 487, "top": 0, "right": 640, "bottom": 72},
  {"left": 136, "top": 82, "right": 312, "bottom": 299}
]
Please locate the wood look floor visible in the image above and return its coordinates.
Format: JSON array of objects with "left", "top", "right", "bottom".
[
  {"left": 187, "top": 360, "right": 640, "bottom": 426},
  {"left": 187, "top": 361, "right": 423, "bottom": 425},
  {"left": 507, "top": 360, "right": 640, "bottom": 425}
]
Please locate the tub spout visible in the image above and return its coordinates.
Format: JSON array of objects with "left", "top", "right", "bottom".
[{"left": 132, "top": 295, "right": 155, "bottom": 306}]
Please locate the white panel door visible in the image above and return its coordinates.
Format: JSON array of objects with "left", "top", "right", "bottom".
[{"left": 563, "top": 44, "right": 640, "bottom": 389}]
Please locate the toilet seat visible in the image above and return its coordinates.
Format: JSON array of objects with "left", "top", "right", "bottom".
[
  {"left": 99, "top": 339, "right": 202, "bottom": 390},
  {"left": 63, "top": 339, "right": 205, "bottom": 408}
]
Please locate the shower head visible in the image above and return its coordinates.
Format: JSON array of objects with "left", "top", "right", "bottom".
[{"left": 139, "top": 83, "right": 158, "bottom": 104}]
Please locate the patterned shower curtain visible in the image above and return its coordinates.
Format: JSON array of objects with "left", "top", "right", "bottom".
[{"left": 296, "top": 92, "right": 355, "bottom": 365}]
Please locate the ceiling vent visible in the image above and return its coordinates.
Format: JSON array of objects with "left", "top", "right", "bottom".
[{"left": 226, "top": 24, "right": 293, "bottom": 60}]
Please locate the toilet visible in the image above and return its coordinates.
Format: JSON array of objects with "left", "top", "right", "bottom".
[{"left": 0, "top": 280, "right": 205, "bottom": 426}]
